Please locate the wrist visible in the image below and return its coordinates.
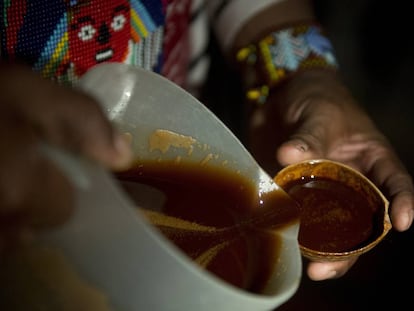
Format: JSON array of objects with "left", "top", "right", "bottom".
[{"left": 235, "top": 22, "right": 339, "bottom": 105}]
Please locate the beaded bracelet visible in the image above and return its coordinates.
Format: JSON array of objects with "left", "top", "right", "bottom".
[{"left": 236, "top": 23, "right": 339, "bottom": 105}]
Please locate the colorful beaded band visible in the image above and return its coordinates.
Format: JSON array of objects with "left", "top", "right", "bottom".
[{"left": 236, "top": 23, "right": 339, "bottom": 105}]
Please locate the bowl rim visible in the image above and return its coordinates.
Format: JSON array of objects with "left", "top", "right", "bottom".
[{"left": 274, "top": 158, "right": 392, "bottom": 261}]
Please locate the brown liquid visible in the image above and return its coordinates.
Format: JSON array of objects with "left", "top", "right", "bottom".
[
  {"left": 283, "top": 176, "right": 384, "bottom": 253},
  {"left": 115, "top": 161, "right": 299, "bottom": 294}
]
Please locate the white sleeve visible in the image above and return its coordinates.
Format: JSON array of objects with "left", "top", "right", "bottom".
[{"left": 206, "top": 0, "right": 286, "bottom": 51}]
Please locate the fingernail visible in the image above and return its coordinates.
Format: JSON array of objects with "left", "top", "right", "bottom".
[
  {"left": 295, "top": 142, "right": 308, "bottom": 152},
  {"left": 112, "top": 133, "right": 133, "bottom": 169},
  {"left": 400, "top": 210, "right": 413, "bottom": 231},
  {"left": 325, "top": 269, "right": 337, "bottom": 279}
]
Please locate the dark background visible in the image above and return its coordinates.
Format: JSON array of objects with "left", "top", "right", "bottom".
[{"left": 202, "top": 1, "right": 414, "bottom": 309}]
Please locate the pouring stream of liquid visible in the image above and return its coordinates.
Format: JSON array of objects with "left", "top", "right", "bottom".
[{"left": 121, "top": 177, "right": 299, "bottom": 269}]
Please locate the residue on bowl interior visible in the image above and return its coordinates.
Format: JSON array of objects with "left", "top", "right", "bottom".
[{"left": 134, "top": 128, "right": 230, "bottom": 167}]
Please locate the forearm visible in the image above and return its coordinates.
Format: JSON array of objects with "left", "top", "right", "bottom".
[
  {"left": 231, "top": 0, "right": 315, "bottom": 54},
  {"left": 208, "top": 0, "right": 314, "bottom": 55}
]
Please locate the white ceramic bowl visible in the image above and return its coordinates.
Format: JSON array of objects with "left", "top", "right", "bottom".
[{"left": 40, "top": 63, "right": 302, "bottom": 311}]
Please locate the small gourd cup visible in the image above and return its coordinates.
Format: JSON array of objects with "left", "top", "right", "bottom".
[{"left": 274, "top": 159, "right": 392, "bottom": 261}]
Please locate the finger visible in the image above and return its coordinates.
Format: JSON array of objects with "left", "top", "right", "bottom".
[
  {"left": 369, "top": 155, "right": 414, "bottom": 231},
  {"left": 23, "top": 155, "right": 74, "bottom": 229},
  {"left": 389, "top": 191, "right": 414, "bottom": 231},
  {"left": 1, "top": 65, "right": 132, "bottom": 170},
  {"left": 31, "top": 85, "right": 132, "bottom": 170},
  {"left": 0, "top": 111, "right": 73, "bottom": 228},
  {"left": 306, "top": 257, "right": 358, "bottom": 281}
]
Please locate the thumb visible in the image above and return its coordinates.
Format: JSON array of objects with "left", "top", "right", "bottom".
[
  {"left": 276, "top": 135, "right": 324, "bottom": 166},
  {"left": 276, "top": 105, "right": 333, "bottom": 166}
]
